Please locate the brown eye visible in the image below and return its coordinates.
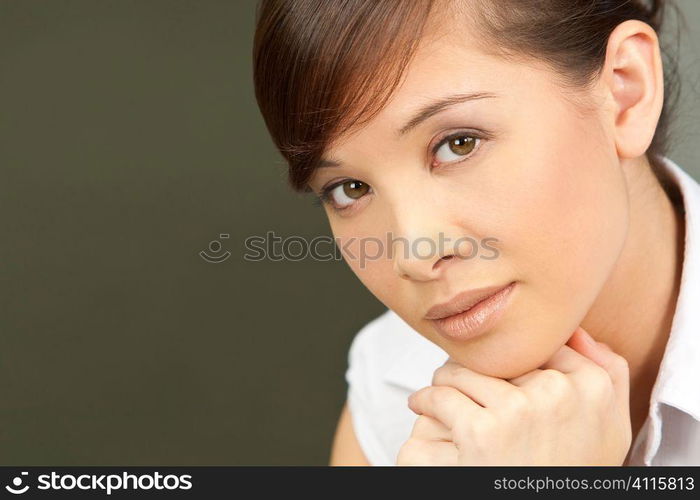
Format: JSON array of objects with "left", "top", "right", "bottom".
[
  {"left": 434, "top": 134, "right": 480, "bottom": 165},
  {"left": 328, "top": 180, "right": 370, "bottom": 208},
  {"left": 449, "top": 136, "right": 476, "bottom": 155},
  {"left": 343, "top": 180, "right": 369, "bottom": 199}
]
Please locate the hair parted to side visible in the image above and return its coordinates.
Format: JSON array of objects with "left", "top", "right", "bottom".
[{"left": 253, "top": 0, "right": 684, "bottom": 193}]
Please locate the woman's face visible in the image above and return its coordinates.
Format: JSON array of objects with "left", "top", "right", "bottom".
[{"left": 307, "top": 17, "right": 631, "bottom": 379}]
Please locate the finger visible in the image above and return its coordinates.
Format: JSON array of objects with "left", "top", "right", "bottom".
[
  {"left": 565, "top": 326, "right": 631, "bottom": 415},
  {"left": 540, "top": 342, "right": 589, "bottom": 373},
  {"left": 410, "top": 414, "right": 452, "bottom": 442},
  {"left": 508, "top": 328, "right": 597, "bottom": 385},
  {"left": 566, "top": 326, "right": 618, "bottom": 369},
  {"left": 397, "top": 439, "right": 459, "bottom": 466},
  {"left": 540, "top": 329, "right": 619, "bottom": 392},
  {"left": 431, "top": 359, "right": 520, "bottom": 407},
  {"left": 507, "top": 368, "right": 542, "bottom": 386},
  {"left": 408, "top": 385, "right": 482, "bottom": 431}
]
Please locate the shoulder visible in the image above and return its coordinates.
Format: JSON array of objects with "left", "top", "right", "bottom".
[
  {"left": 343, "top": 309, "right": 449, "bottom": 465},
  {"left": 347, "top": 309, "right": 419, "bottom": 367},
  {"left": 346, "top": 309, "right": 448, "bottom": 392}
]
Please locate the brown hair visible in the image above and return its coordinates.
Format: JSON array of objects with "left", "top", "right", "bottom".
[{"left": 253, "top": 0, "right": 683, "bottom": 193}]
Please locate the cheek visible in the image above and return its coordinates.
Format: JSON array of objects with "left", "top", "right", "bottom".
[
  {"left": 444, "top": 119, "right": 629, "bottom": 379},
  {"left": 509, "top": 122, "right": 628, "bottom": 303},
  {"left": 334, "top": 232, "right": 402, "bottom": 303}
]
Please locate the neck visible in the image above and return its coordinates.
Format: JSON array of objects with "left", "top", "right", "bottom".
[{"left": 580, "top": 155, "right": 685, "bottom": 449}]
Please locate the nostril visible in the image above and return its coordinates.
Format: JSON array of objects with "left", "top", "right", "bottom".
[{"left": 433, "top": 254, "right": 455, "bottom": 270}]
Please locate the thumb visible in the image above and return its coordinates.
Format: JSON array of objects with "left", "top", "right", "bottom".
[{"left": 567, "top": 327, "right": 630, "bottom": 413}]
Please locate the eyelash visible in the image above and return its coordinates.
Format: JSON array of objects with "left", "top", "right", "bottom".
[
  {"left": 315, "top": 177, "right": 380, "bottom": 210},
  {"left": 313, "top": 129, "right": 490, "bottom": 210},
  {"left": 314, "top": 181, "right": 354, "bottom": 208},
  {"left": 430, "top": 129, "right": 487, "bottom": 166}
]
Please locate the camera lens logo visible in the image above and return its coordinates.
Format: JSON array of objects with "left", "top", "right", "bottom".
[
  {"left": 5, "top": 472, "right": 29, "bottom": 495},
  {"left": 200, "top": 233, "right": 231, "bottom": 263}
]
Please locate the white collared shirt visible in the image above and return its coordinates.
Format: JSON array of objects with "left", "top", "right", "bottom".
[{"left": 344, "top": 156, "right": 700, "bottom": 466}]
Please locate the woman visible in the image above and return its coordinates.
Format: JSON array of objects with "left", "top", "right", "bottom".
[{"left": 253, "top": 0, "right": 697, "bottom": 465}]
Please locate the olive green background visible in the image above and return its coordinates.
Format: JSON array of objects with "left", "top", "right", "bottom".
[{"left": 1, "top": 1, "right": 698, "bottom": 465}]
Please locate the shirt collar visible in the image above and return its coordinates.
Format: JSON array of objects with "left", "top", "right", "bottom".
[
  {"left": 646, "top": 156, "right": 700, "bottom": 422},
  {"left": 382, "top": 313, "right": 449, "bottom": 392}
]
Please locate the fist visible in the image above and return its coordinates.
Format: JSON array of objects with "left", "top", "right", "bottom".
[{"left": 396, "top": 327, "right": 632, "bottom": 465}]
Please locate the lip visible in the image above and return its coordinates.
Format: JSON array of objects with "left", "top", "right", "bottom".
[{"left": 426, "top": 282, "right": 516, "bottom": 342}]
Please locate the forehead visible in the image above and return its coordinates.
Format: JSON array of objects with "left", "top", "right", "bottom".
[
  {"left": 324, "top": 14, "right": 545, "bottom": 153},
  {"left": 389, "top": 9, "right": 555, "bottom": 121}
]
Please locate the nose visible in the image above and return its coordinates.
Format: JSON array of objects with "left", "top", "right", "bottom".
[
  {"left": 393, "top": 252, "right": 458, "bottom": 281},
  {"left": 390, "top": 205, "right": 460, "bottom": 282}
]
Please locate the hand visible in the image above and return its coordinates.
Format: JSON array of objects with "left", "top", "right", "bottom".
[{"left": 396, "top": 327, "right": 632, "bottom": 465}]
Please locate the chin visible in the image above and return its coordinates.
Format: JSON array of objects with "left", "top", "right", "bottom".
[{"left": 437, "top": 324, "right": 563, "bottom": 380}]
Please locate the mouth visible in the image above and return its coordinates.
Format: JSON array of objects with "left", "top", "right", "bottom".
[{"left": 425, "top": 281, "right": 516, "bottom": 342}]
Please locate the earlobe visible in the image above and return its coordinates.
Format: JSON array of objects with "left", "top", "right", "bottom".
[{"left": 604, "top": 20, "right": 664, "bottom": 160}]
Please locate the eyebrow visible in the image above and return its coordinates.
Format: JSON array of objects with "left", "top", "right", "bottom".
[
  {"left": 398, "top": 91, "right": 498, "bottom": 136},
  {"left": 316, "top": 91, "right": 498, "bottom": 169},
  {"left": 317, "top": 158, "right": 341, "bottom": 168}
]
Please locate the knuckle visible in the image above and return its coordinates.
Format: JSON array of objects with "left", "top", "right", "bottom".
[
  {"left": 451, "top": 416, "right": 472, "bottom": 440},
  {"left": 429, "top": 386, "right": 456, "bottom": 406},
  {"left": 455, "top": 413, "right": 495, "bottom": 440},
  {"left": 431, "top": 362, "right": 462, "bottom": 386},
  {"left": 411, "top": 415, "right": 433, "bottom": 435},
  {"left": 465, "top": 414, "right": 499, "bottom": 450},
  {"left": 473, "top": 415, "right": 498, "bottom": 436},
  {"left": 502, "top": 389, "right": 530, "bottom": 415},
  {"left": 430, "top": 365, "right": 451, "bottom": 386},
  {"left": 537, "top": 368, "right": 571, "bottom": 396},
  {"left": 396, "top": 438, "right": 441, "bottom": 465},
  {"left": 396, "top": 439, "right": 424, "bottom": 465},
  {"left": 584, "top": 366, "right": 613, "bottom": 397}
]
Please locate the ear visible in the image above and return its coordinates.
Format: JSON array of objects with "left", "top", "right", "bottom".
[{"left": 601, "top": 20, "right": 664, "bottom": 160}]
